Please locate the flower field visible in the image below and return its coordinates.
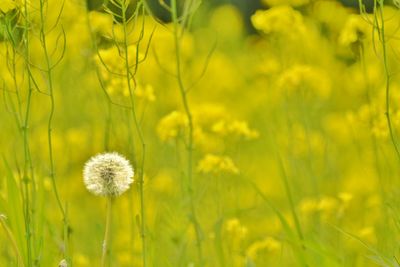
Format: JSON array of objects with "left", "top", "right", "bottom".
[{"left": 1, "top": 0, "right": 400, "bottom": 266}]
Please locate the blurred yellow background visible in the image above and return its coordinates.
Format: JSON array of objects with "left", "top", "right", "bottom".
[{"left": 1, "top": 0, "right": 400, "bottom": 266}]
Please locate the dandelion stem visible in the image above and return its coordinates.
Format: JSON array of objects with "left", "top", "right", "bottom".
[{"left": 102, "top": 197, "right": 113, "bottom": 267}]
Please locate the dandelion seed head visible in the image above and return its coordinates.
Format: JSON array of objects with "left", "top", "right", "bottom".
[{"left": 83, "top": 152, "right": 134, "bottom": 196}]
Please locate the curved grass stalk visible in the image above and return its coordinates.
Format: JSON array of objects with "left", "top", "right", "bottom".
[
  {"left": 20, "top": 1, "right": 36, "bottom": 264},
  {"left": 37, "top": 0, "right": 69, "bottom": 262},
  {"left": 277, "top": 154, "right": 304, "bottom": 241},
  {"left": 373, "top": 0, "right": 400, "bottom": 160},
  {"left": 0, "top": 215, "right": 25, "bottom": 267},
  {"left": 170, "top": 0, "right": 204, "bottom": 264}
]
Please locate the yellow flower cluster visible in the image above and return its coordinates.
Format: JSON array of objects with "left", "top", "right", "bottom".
[
  {"left": 225, "top": 218, "right": 248, "bottom": 237},
  {"left": 339, "top": 15, "right": 370, "bottom": 46},
  {"left": 197, "top": 154, "right": 239, "bottom": 175},
  {"left": 157, "top": 111, "right": 188, "bottom": 142},
  {"left": 0, "top": 0, "right": 17, "bottom": 13},
  {"left": 211, "top": 119, "right": 259, "bottom": 139},
  {"left": 95, "top": 45, "right": 153, "bottom": 102},
  {"left": 299, "top": 193, "right": 353, "bottom": 220},
  {"left": 251, "top": 6, "right": 306, "bottom": 37},
  {"left": 246, "top": 237, "right": 281, "bottom": 259},
  {"left": 2, "top": 1, "right": 400, "bottom": 266},
  {"left": 277, "top": 64, "right": 331, "bottom": 99}
]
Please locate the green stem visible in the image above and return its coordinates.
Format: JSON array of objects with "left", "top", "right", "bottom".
[
  {"left": 377, "top": 2, "right": 400, "bottom": 160},
  {"left": 101, "top": 197, "right": 113, "bottom": 267},
  {"left": 38, "top": 0, "right": 69, "bottom": 262},
  {"left": 277, "top": 155, "right": 305, "bottom": 242},
  {"left": 0, "top": 215, "right": 25, "bottom": 267},
  {"left": 120, "top": 2, "right": 147, "bottom": 266},
  {"left": 171, "top": 0, "right": 204, "bottom": 264},
  {"left": 22, "top": 1, "right": 34, "bottom": 264}
]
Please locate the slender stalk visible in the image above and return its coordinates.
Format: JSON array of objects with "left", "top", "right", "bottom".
[
  {"left": 38, "top": 0, "right": 69, "bottom": 262},
  {"left": 277, "top": 154, "right": 305, "bottom": 242},
  {"left": 170, "top": 0, "right": 203, "bottom": 264},
  {"left": 120, "top": 2, "right": 147, "bottom": 266},
  {"left": 376, "top": 1, "right": 400, "bottom": 160},
  {"left": 104, "top": 101, "right": 112, "bottom": 150},
  {"left": 101, "top": 197, "right": 113, "bottom": 267},
  {"left": 21, "top": 1, "right": 35, "bottom": 264},
  {"left": 277, "top": 154, "right": 309, "bottom": 267},
  {"left": 0, "top": 215, "right": 25, "bottom": 267}
]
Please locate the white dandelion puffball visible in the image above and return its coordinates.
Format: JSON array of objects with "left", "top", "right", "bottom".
[{"left": 83, "top": 152, "right": 134, "bottom": 196}]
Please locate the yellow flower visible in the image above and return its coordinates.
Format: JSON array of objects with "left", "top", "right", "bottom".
[
  {"left": 318, "top": 196, "right": 338, "bottom": 213},
  {"left": 0, "top": 0, "right": 17, "bottom": 13},
  {"left": 246, "top": 237, "right": 281, "bottom": 259},
  {"left": 299, "top": 197, "right": 319, "bottom": 215},
  {"left": 74, "top": 253, "right": 90, "bottom": 266},
  {"left": 225, "top": 218, "right": 248, "bottom": 240},
  {"left": 96, "top": 45, "right": 143, "bottom": 97},
  {"left": 135, "top": 84, "right": 156, "bottom": 102},
  {"left": 358, "top": 226, "right": 376, "bottom": 244},
  {"left": 251, "top": 6, "right": 306, "bottom": 37},
  {"left": 88, "top": 11, "right": 113, "bottom": 36},
  {"left": 197, "top": 154, "right": 239, "bottom": 174},
  {"left": 338, "top": 192, "right": 353, "bottom": 205},
  {"left": 157, "top": 111, "right": 188, "bottom": 142},
  {"left": 339, "top": 15, "right": 370, "bottom": 46},
  {"left": 277, "top": 64, "right": 331, "bottom": 99},
  {"left": 211, "top": 119, "right": 259, "bottom": 139}
]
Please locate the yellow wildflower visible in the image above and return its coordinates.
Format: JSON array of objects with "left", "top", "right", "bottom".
[
  {"left": 212, "top": 119, "right": 259, "bottom": 139},
  {"left": 299, "top": 197, "right": 319, "bottom": 215},
  {"left": 0, "top": 0, "right": 16, "bottom": 13},
  {"left": 339, "top": 15, "right": 370, "bottom": 46},
  {"left": 246, "top": 237, "right": 281, "bottom": 259},
  {"left": 358, "top": 226, "right": 376, "bottom": 244},
  {"left": 251, "top": 6, "right": 306, "bottom": 37},
  {"left": 277, "top": 65, "right": 331, "bottom": 99},
  {"left": 157, "top": 111, "right": 188, "bottom": 142},
  {"left": 197, "top": 154, "right": 239, "bottom": 174},
  {"left": 88, "top": 11, "right": 113, "bottom": 36},
  {"left": 135, "top": 83, "right": 156, "bottom": 102}
]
